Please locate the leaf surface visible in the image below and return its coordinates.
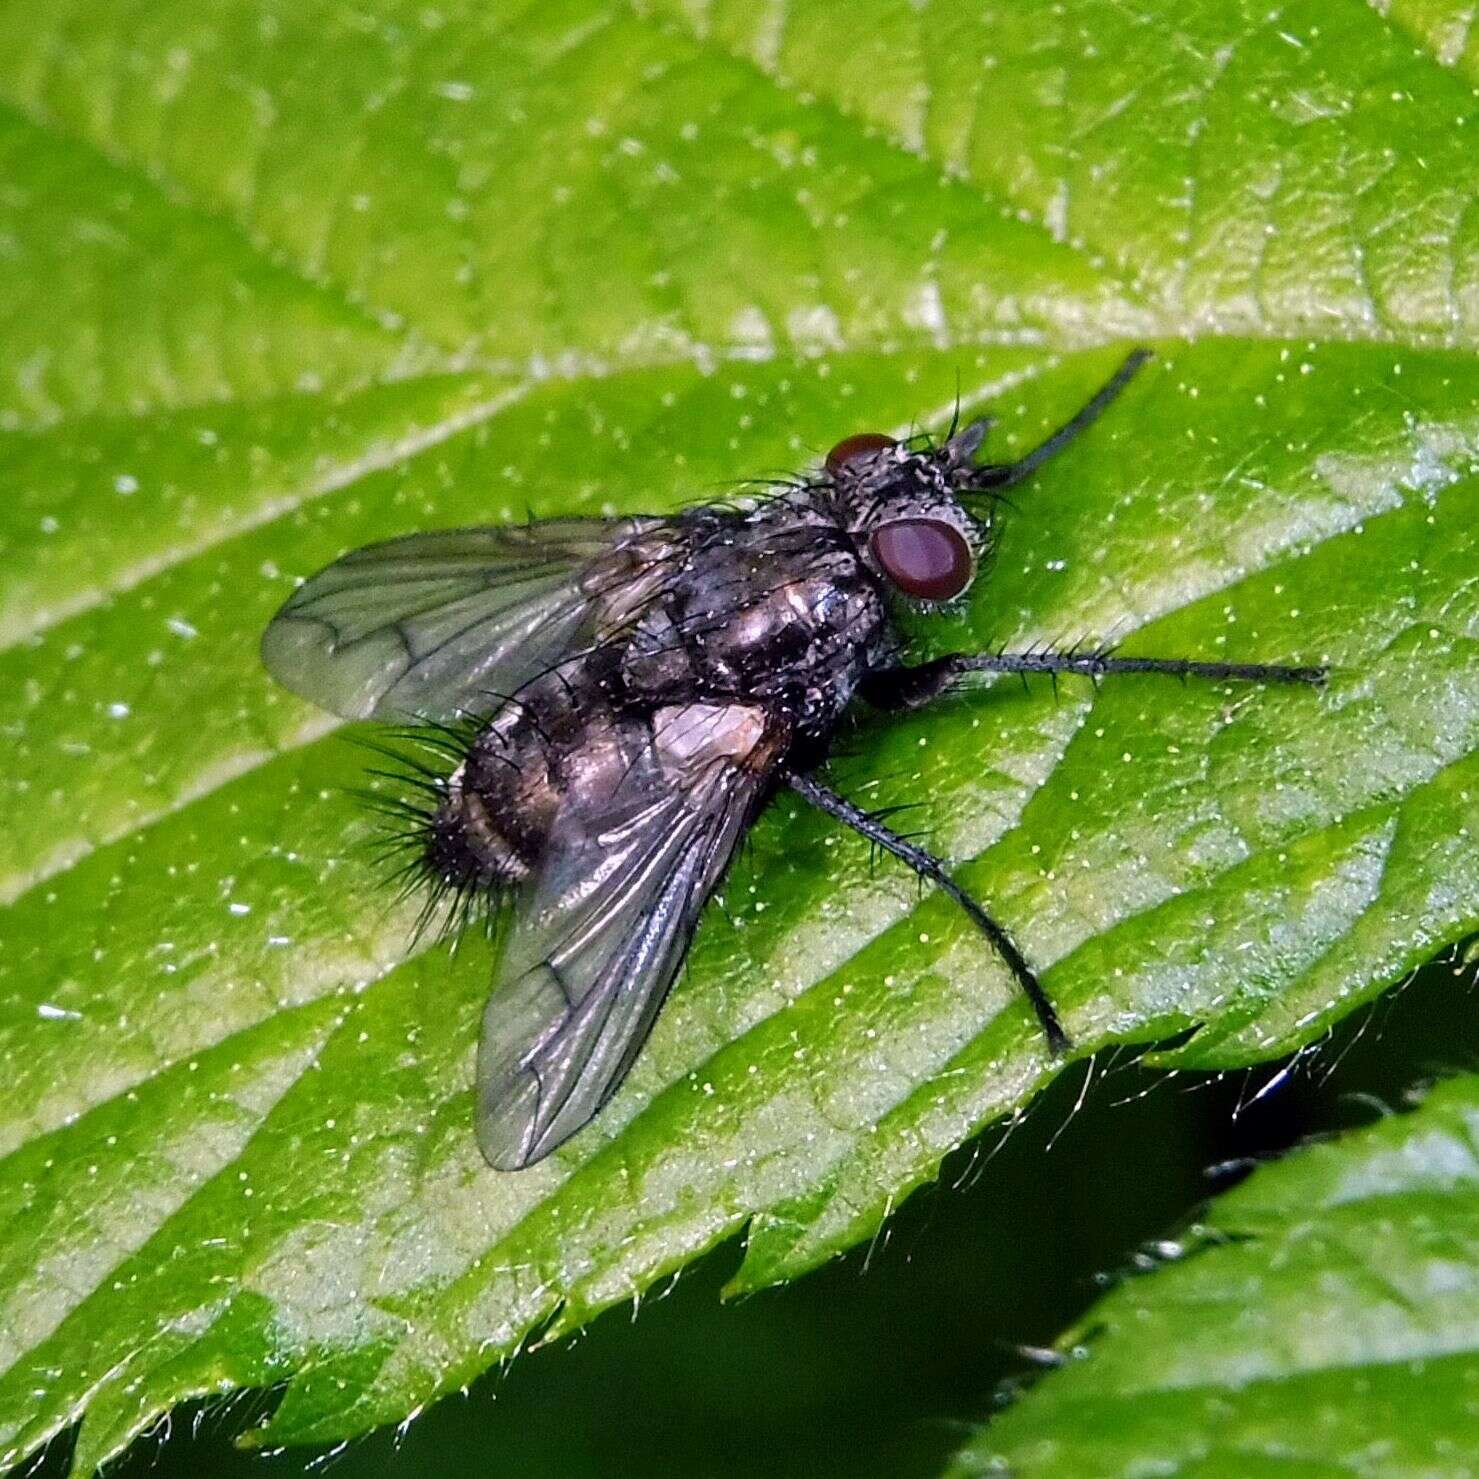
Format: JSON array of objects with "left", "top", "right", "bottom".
[
  {"left": 0, "top": 0, "right": 1475, "bottom": 1469},
  {"left": 949, "top": 1073, "right": 1479, "bottom": 1476}
]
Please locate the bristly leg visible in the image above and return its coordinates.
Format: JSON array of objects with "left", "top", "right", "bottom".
[
  {"left": 785, "top": 769, "right": 1071, "bottom": 1055},
  {"left": 863, "top": 648, "right": 1327, "bottom": 710}
]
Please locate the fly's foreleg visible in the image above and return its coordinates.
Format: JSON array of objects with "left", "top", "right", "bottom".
[
  {"left": 786, "top": 769, "right": 1070, "bottom": 1054},
  {"left": 863, "top": 649, "right": 1327, "bottom": 710}
]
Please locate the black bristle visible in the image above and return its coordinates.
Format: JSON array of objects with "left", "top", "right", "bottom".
[{"left": 343, "top": 720, "right": 510, "bottom": 949}]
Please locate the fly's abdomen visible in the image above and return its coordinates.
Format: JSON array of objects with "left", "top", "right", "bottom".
[
  {"left": 422, "top": 704, "right": 562, "bottom": 895},
  {"left": 426, "top": 776, "right": 534, "bottom": 890}
]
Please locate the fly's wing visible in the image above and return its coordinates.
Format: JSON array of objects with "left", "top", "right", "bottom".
[
  {"left": 261, "top": 519, "right": 657, "bottom": 722},
  {"left": 477, "top": 704, "right": 778, "bottom": 1170}
]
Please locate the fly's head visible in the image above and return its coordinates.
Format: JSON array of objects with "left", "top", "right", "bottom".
[{"left": 823, "top": 418, "right": 1005, "bottom": 607}]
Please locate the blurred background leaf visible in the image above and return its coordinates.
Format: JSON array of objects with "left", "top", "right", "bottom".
[
  {"left": 951, "top": 1051, "right": 1479, "bottom": 1477},
  {"left": 0, "top": 0, "right": 1475, "bottom": 1472}
]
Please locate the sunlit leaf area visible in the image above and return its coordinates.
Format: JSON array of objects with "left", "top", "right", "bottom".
[{"left": 1, "top": 0, "right": 1475, "bottom": 1472}]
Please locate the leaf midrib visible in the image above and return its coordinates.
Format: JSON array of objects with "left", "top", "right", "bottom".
[{"left": 1, "top": 2, "right": 1476, "bottom": 1470}]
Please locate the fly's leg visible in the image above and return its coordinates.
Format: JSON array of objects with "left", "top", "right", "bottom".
[
  {"left": 863, "top": 649, "right": 1327, "bottom": 710},
  {"left": 785, "top": 769, "right": 1070, "bottom": 1055},
  {"left": 974, "top": 348, "right": 1153, "bottom": 490}
]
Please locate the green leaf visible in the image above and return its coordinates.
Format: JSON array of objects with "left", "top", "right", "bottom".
[
  {"left": 0, "top": 0, "right": 1475, "bottom": 1470},
  {"left": 948, "top": 1072, "right": 1479, "bottom": 1476}
]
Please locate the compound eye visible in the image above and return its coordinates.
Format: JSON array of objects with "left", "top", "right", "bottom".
[
  {"left": 825, "top": 432, "right": 897, "bottom": 473},
  {"left": 869, "top": 518, "right": 973, "bottom": 602}
]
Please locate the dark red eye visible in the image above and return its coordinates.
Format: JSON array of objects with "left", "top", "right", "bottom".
[
  {"left": 825, "top": 432, "right": 896, "bottom": 473},
  {"left": 869, "top": 519, "right": 973, "bottom": 602}
]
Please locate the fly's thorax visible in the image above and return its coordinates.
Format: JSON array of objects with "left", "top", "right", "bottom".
[
  {"left": 616, "top": 514, "right": 887, "bottom": 733},
  {"left": 620, "top": 601, "right": 694, "bottom": 695},
  {"left": 582, "top": 522, "right": 686, "bottom": 641}
]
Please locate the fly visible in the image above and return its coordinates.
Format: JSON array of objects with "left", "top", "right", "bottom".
[{"left": 261, "top": 350, "right": 1325, "bottom": 1169}]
